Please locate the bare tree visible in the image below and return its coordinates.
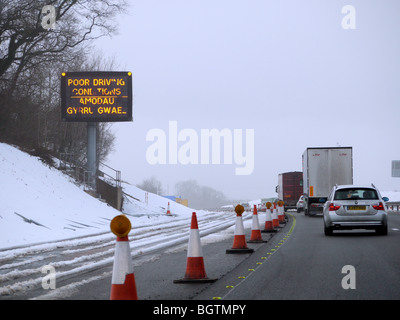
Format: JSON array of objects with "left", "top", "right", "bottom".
[
  {"left": 0, "top": 0, "right": 125, "bottom": 164},
  {"left": 137, "top": 177, "right": 165, "bottom": 195},
  {"left": 0, "top": 0, "right": 127, "bottom": 94}
]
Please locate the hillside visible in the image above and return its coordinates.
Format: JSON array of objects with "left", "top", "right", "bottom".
[{"left": 0, "top": 143, "right": 195, "bottom": 250}]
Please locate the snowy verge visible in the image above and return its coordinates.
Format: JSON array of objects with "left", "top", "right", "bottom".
[{"left": 0, "top": 143, "right": 214, "bottom": 250}]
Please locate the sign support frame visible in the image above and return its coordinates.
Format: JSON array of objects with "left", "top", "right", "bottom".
[{"left": 87, "top": 122, "right": 97, "bottom": 191}]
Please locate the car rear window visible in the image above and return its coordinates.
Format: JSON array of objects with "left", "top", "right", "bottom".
[{"left": 334, "top": 188, "right": 378, "bottom": 200}]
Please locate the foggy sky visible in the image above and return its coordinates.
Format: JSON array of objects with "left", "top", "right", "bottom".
[{"left": 95, "top": 0, "right": 400, "bottom": 202}]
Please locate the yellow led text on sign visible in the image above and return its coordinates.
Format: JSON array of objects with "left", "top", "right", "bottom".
[
  {"left": 61, "top": 72, "right": 133, "bottom": 122},
  {"left": 66, "top": 106, "right": 126, "bottom": 115},
  {"left": 67, "top": 78, "right": 126, "bottom": 114}
]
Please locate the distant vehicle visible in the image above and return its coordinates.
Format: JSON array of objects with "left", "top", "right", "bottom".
[
  {"left": 323, "top": 184, "right": 389, "bottom": 236},
  {"left": 296, "top": 195, "right": 305, "bottom": 212},
  {"left": 302, "top": 147, "right": 353, "bottom": 216},
  {"left": 276, "top": 172, "right": 303, "bottom": 211}
]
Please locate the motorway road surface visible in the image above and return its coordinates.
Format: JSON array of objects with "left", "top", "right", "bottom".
[
  {"left": 196, "top": 212, "right": 400, "bottom": 300},
  {"left": 2, "top": 211, "right": 400, "bottom": 300}
]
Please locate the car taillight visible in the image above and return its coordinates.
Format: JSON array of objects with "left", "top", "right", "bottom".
[
  {"left": 329, "top": 203, "right": 341, "bottom": 211},
  {"left": 373, "top": 202, "right": 384, "bottom": 210}
]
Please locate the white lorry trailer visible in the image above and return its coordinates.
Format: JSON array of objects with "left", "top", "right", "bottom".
[{"left": 302, "top": 147, "right": 353, "bottom": 216}]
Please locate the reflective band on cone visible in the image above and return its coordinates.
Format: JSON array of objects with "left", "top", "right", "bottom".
[
  {"left": 110, "top": 236, "right": 138, "bottom": 300},
  {"left": 174, "top": 212, "right": 217, "bottom": 283},
  {"left": 226, "top": 205, "right": 254, "bottom": 254},
  {"left": 248, "top": 205, "right": 267, "bottom": 243}
]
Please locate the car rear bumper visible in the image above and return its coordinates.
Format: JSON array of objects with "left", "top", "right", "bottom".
[{"left": 324, "top": 213, "right": 387, "bottom": 229}]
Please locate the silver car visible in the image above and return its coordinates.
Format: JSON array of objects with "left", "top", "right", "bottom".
[
  {"left": 296, "top": 195, "right": 305, "bottom": 212},
  {"left": 323, "top": 184, "right": 388, "bottom": 236}
]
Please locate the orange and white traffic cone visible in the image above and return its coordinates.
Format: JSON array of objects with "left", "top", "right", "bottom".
[
  {"left": 278, "top": 200, "right": 286, "bottom": 224},
  {"left": 174, "top": 212, "right": 217, "bottom": 283},
  {"left": 166, "top": 202, "right": 171, "bottom": 215},
  {"left": 226, "top": 205, "right": 254, "bottom": 254},
  {"left": 248, "top": 205, "right": 267, "bottom": 243},
  {"left": 262, "top": 203, "right": 277, "bottom": 233},
  {"left": 272, "top": 203, "right": 280, "bottom": 228},
  {"left": 110, "top": 215, "right": 138, "bottom": 300}
]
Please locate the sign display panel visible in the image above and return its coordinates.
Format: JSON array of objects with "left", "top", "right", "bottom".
[{"left": 61, "top": 71, "right": 133, "bottom": 122}]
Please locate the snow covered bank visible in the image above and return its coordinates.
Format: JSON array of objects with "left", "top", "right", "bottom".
[
  {"left": 0, "top": 143, "right": 202, "bottom": 250},
  {"left": 0, "top": 143, "right": 119, "bottom": 249}
]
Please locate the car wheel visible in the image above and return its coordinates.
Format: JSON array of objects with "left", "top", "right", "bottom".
[
  {"left": 324, "top": 225, "right": 333, "bottom": 236},
  {"left": 376, "top": 225, "right": 388, "bottom": 235}
]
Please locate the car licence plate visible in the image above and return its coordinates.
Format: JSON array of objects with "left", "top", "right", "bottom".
[{"left": 347, "top": 205, "right": 366, "bottom": 210}]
